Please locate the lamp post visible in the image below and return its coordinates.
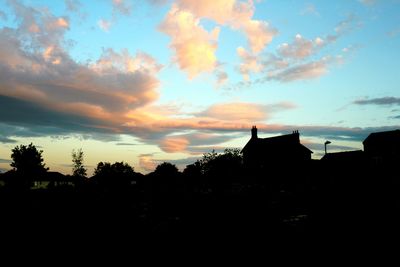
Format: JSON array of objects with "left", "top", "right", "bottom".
[{"left": 324, "top": 141, "right": 331, "bottom": 155}]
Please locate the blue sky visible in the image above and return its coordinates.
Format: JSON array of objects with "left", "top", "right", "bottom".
[{"left": 0, "top": 0, "right": 399, "bottom": 174}]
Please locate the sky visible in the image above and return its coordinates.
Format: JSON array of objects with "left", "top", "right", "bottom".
[{"left": 0, "top": 0, "right": 399, "bottom": 175}]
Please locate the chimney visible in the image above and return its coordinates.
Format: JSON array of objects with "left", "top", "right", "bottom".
[
  {"left": 251, "top": 126, "right": 258, "bottom": 139},
  {"left": 292, "top": 130, "right": 300, "bottom": 142}
]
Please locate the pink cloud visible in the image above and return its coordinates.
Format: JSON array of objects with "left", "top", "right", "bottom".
[{"left": 237, "top": 46, "right": 263, "bottom": 80}]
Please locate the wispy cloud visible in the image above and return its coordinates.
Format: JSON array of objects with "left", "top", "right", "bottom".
[
  {"left": 233, "top": 14, "right": 359, "bottom": 85},
  {"left": 353, "top": 97, "right": 400, "bottom": 106},
  {"left": 115, "top": 143, "right": 138, "bottom": 146},
  {"left": 0, "top": 158, "right": 11, "bottom": 163},
  {"left": 300, "top": 3, "right": 320, "bottom": 17},
  {"left": 278, "top": 34, "right": 325, "bottom": 60},
  {"left": 266, "top": 57, "right": 331, "bottom": 82}
]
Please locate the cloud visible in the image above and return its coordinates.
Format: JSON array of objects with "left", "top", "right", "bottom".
[
  {"left": 139, "top": 154, "right": 157, "bottom": 172},
  {"left": 196, "top": 102, "right": 295, "bottom": 122},
  {"left": 0, "top": 3, "right": 162, "bottom": 114},
  {"left": 112, "top": 0, "right": 132, "bottom": 16},
  {"left": 237, "top": 47, "right": 263, "bottom": 80},
  {"left": 353, "top": 97, "right": 400, "bottom": 106},
  {"left": 160, "top": 137, "right": 190, "bottom": 153},
  {"left": 267, "top": 57, "right": 331, "bottom": 82},
  {"left": 0, "top": 158, "right": 12, "bottom": 164},
  {"left": 97, "top": 0, "right": 132, "bottom": 32},
  {"left": 333, "top": 14, "right": 358, "bottom": 36},
  {"left": 0, "top": 1, "right": 162, "bottom": 142},
  {"left": 0, "top": 136, "right": 17, "bottom": 143},
  {"left": 160, "top": 1, "right": 276, "bottom": 78},
  {"left": 300, "top": 3, "right": 319, "bottom": 17},
  {"left": 177, "top": 0, "right": 277, "bottom": 53},
  {"left": 157, "top": 132, "right": 237, "bottom": 153},
  {"left": 278, "top": 34, "right": 325, "bottom": 60},
  {"left": 98, "top": 19, "right": 112, "bottom": 32},
  {"left": 65, "top": 0, "right": 81, "bottom": 12},
  {"left": 159, "top": 4, "right": 220, "bottom": 78},
  {"left": 116, "top": 143, "right": 138, "bottom": 146},
  {"left": 234, "top": 15, "right": 358, "bottom": 83},
  {"left": 215, "top": 70, "right": 228, "bottom": 85}
]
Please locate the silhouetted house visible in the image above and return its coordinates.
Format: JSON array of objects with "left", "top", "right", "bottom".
[
  {"left": 242, "top": 126, "right": 312, "bottom": 168},
  {"left": 363, "top": 129, "right": 400, "bottom": 165},
  {"left": 321, "top": 150, "right": 367, "bottom": 164},
  {"left": 32, "top": 172, "right": 74, "bottom": 189}
]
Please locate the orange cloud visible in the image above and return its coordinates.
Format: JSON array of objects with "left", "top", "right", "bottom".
[
  {"left": 177, "top": 0, "right": 277, "bottom": 53},
  {"left": 159, "top": 4, "right": 219, "bottom": 78},
  {"left": 160, "top": 1, "right": 276, "bottom": 78},
  {"left": 198, "top": 102, "right": 268, "bottom": 122},
  {"left": 160, "top": 137, "right": 190, "bottom": 153},
  {"left": 139, "top": 154, "right": 157, "bottom": 172},
  {"left": 55, "top": 17, "right": 69, "bottom": 28}
]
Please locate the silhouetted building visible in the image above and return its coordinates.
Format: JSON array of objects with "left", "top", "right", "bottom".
[
  {"left": 363, "top": 129, "right": 400, "bottom": 165},
  {"left": 32, "top": 172, "right": 74, "bottom": 189},
  {"left": 321, "top": 150, "right": 366, "bottom": 163},
  {"left": 242, "top": 126, "right": 312, "bottom": 168}
]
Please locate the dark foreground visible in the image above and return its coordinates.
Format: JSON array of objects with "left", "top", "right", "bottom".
[{"left": 1, "top": 164, "right": 399, "bottom": 248}]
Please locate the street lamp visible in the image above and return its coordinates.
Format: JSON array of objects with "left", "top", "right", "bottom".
[{"left": 324, "top": 141, "right": 331, "bottom": 155}]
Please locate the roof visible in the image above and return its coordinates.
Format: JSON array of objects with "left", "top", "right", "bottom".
[
  {"left": 363, "top": 129, "right": 400, "bottom": 145},
  {"left": 242, "top": 132, "right": 313, "bottom": 154}
]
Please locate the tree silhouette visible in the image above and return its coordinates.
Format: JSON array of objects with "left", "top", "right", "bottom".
[
  {"left": 72, "top": 148, "right": 87, "bottom": 178},
  {"left": 93, "top": 161, "right": 135, "bottom": 190},
  {"left": 185, "top": 149, "right": 243, "bottom": 192},
  {"left": 11, "top": 143, "right": 48, "bottom": 176},
  {"left": 10, "top": 143, "right": 48, "bottom": 189},
  {"left": 154, "top": 162, "right": 179, "bottom": 177}
]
